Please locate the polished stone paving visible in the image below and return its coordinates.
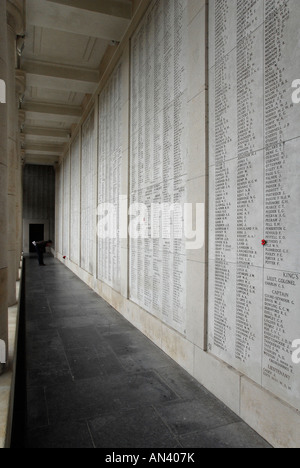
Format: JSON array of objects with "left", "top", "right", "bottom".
[{"left": 24, "top": 256, "right": 272, "bottom": 448}]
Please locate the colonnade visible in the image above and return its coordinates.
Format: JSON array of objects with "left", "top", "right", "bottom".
[{"left": 0, "top": 0, "right": 25, "bottom": 374}]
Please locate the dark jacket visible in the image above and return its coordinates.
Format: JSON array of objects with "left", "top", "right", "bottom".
[{"left": 35, "top": 241, "right": 48, "bottom": 251}]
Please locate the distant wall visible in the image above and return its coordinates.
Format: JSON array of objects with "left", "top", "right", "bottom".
[{"left": 23, "top": 164, "right": 55, "bottom": 252}]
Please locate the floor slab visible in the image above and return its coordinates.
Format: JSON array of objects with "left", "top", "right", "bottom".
[{"left": 24, "top": 256, "right": 272, "bottom": 449}]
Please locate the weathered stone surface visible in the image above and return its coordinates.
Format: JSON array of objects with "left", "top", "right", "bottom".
[{"left": 208, "top": 0, "right": 300, "bottom": 411}]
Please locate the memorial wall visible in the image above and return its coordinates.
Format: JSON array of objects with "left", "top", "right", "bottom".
[
  {"left": 63, "top": 152, "right": 70, "bottom": 257},
  {"left": 56, "top": 0, "right": 206, "bottom": 349},
  {"left": 81, "top": 110, "right": 95, "bottom": 275},
  {"left": 129, "top": 0, "right": 189, "bottom": 334},
  {"left": 56, "top": 163, "right": 63, "bottom": 255},
  {"left": 208, "top": 0, "right": 300, "bottom": 410},
  {"left": 55, "top": 0, "right": 300, "bottom": 447},
  {"left": 97, "top": 63, "right": 123, "bottom": 292},
  {"left": 70, "top": 135, "right": 81, "bottom": 266}
]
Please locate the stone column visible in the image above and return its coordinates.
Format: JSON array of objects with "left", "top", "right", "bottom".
[
  {"left": 6, "top": 0, "right": 25, "bottom": 306},
  {"left": 0, "top": 0, "right": 8, "bottom": 374},
  {"left": 15, "top": 74, "right": 26, "bottom": 276},
  {"left": 7, "top": 23, "right": 17, "bottom": 306}
]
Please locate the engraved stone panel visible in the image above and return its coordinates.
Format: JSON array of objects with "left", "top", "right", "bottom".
[
  {"left": 63, "top": 152, "right": 70, "bottom": 257},
  {"left": 81, "top": 109, "right": 95, "bottom": 275},
  {"left": 56, "top": 165, "right": 63, "bottom": 255},
  {"left": 209, "top": 0, "right": 300, "bottom": 409},
  {"left": 129, "top": 0, "right": 188, "bottom": 335},
  {"left": 97, "top": 63, "right": 122, "bottom": 292},
  {"left": 70, "top": 135, "right": 80, "bottom": 265}
]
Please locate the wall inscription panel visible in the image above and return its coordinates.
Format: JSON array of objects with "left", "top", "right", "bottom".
[
  {"left": 56, "top": 165, "right": 63, "bottom": 255},
  {"left": 130, "top": 0, "right": 188, "bottom": 334},
  {"left": 209, "top": 0, "right": 300, "bottom": 409},
  {"left": 81, "top": 109, "right": 95, "bottom": 275},
  {"left": 70, "top": 135, "right": 80, "bottom": 265},
  {"left": 63, "top": 152, "right": 70, "bottom": 257},
  {"left": 97, "top": 63, "right": 122, "bottom": 292}
]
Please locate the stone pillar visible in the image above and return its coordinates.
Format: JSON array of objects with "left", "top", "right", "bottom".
[
  {"left": 7, "top": 23, "right": 17, "bottom": 306},
  {"left": 6, "top": 0, "right": 25, "bottom": 306},
  {"left": 15, "top": 75, "right": 26, "bottom": 276},
  {"left": 0, "top": 1, "right": 8, "bottom": 374}
]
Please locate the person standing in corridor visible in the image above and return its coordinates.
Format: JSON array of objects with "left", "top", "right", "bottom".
[{"left": 32, "top": 240, "right": 53, "bottom": 266}]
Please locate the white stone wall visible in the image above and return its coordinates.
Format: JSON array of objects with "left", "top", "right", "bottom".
[
  {"left": 55, "top": 163, "right": 63, "bottom": 255},
  {"left": 97, "top": 63, "right": 123, "bottom": 292},
  {"left": 129, "top": 0, "right": 189, "bottom": 335},
  {"left": 55, "top": 0, "right": 300, "bottom": 447},
  {"left": 62, "top": 151, "right": 70, "bottom": 257},
  {"left": 208, "top": 0, "right": 300, "bottom": 413},
  {"left": 70, "top": 135, "right": 80, "bottom": 265},
  {"left": 81, "top": 109, "right": 95, "bottom": 275}
]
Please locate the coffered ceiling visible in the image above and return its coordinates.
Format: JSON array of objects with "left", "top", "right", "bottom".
[{"left": 21, "top": 0, "right": 133, "bottom": 166}]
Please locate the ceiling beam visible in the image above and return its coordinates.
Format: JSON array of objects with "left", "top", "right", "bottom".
[
  {"left": 47, "top": 0, "right": 132, "bottom": 19},
  {"left": 26, "top": 74, "right": 97, "bottom": 94},
  {"left": 24, "top": 111, "right": 80, "bottom": 125},
  {"left": 24, "top": 154, "right": 60, "bottom": 166},
  {"left": 27, "top": 0, "right": 131, "bottom": 41},
  {"left": 22, "top": 61, "right": 99, "bottom": 84},
  {"left": 25, "top": 142, "right": 66, "bottom": 153},
  {"left": 23, "top": 102, "right": 82, "bottom": 117},
  {"left": 22, "top": 60, "right": 99, "bottom": 94},
  {"left": 23, "top": 126, "right": 71, "bottom": 139},
  {"left": 23, "top": 102, "right": 82, "bottom": 126}
]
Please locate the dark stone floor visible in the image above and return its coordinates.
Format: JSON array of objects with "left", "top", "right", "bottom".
[{"left": 24, "top": 255, "right": 272, "bottom": 449}]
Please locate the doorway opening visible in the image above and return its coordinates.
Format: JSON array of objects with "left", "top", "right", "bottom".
[{"left": 29, "top": 224, "right": 44, "bottom": 253}]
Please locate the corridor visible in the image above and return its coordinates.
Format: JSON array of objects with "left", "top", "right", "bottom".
[
  {"left": 1, "top": 0, "right": 300, "bottom": 449},
  {"left": 24, "top": 256, "right": 271, "bottom": 449}
]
